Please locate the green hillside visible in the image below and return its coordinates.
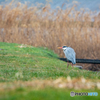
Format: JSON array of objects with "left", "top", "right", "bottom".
[{"left": 0, "top": 42, "right": 99, "bottom": 100}]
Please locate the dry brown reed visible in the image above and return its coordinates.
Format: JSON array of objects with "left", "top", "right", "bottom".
[{"left": 0, "top": 2, "right": 100, "bottom": 63}]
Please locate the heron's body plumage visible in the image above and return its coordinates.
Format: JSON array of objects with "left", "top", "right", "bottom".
[{"left": 63, "top": 47, "right": 76, "bottom": 64}]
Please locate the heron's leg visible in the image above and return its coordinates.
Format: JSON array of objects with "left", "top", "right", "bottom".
[
  {"left": 72, "top": 64, "right": 73, "bottom": 68},
  {"left": 71, "top": 63, "right": 73, "bottom": 69},
  {"left": 67, "top": 63, "right": 69, "bottom": 69}
]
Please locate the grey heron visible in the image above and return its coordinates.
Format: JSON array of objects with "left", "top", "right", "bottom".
[{"left": 58, "top": 46, "right": 76, "bottom": 68}]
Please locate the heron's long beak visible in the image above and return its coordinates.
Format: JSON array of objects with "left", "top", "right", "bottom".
[{"left": 58, "top": 47, "right": 62, "bottom": 49}]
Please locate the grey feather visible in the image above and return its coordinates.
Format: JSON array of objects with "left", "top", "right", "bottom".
[{"left": 63, "top": 47, "right": 76, "bottom": 64}]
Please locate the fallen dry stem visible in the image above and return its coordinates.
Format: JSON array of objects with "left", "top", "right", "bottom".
[{"left": 0, "top": 77, "right": 100, "bottom": 91}]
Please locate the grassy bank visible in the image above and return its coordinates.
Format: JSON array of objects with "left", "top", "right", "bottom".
[
  {"left": 0, "top": 42, "right": 100, "bottom": 82},
  {"left": 0, "top": 42, "right": 100, "bottom": 99}
]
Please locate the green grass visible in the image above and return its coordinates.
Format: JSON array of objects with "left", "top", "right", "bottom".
[
  {"left": 0, "top": 42, "right": 100, "bottom": 100},
  {"left": 0, "top": 42, "right": 100, "bottom": 82},
  {"left": 0, "top": 88, "right": 99, "bottom": 100}
]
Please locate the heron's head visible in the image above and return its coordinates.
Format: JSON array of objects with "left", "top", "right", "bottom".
[{"left": 58, "top": 46, "right": 67, "bottom": 50}]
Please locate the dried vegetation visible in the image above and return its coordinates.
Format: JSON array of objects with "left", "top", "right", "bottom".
[{"left": 0, "top": 76, "right": 100, "bottom": 91}]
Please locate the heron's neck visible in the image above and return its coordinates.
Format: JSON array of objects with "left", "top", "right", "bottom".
[{"left": 63, "top": 48, "right": 67, "bottom": 52}]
